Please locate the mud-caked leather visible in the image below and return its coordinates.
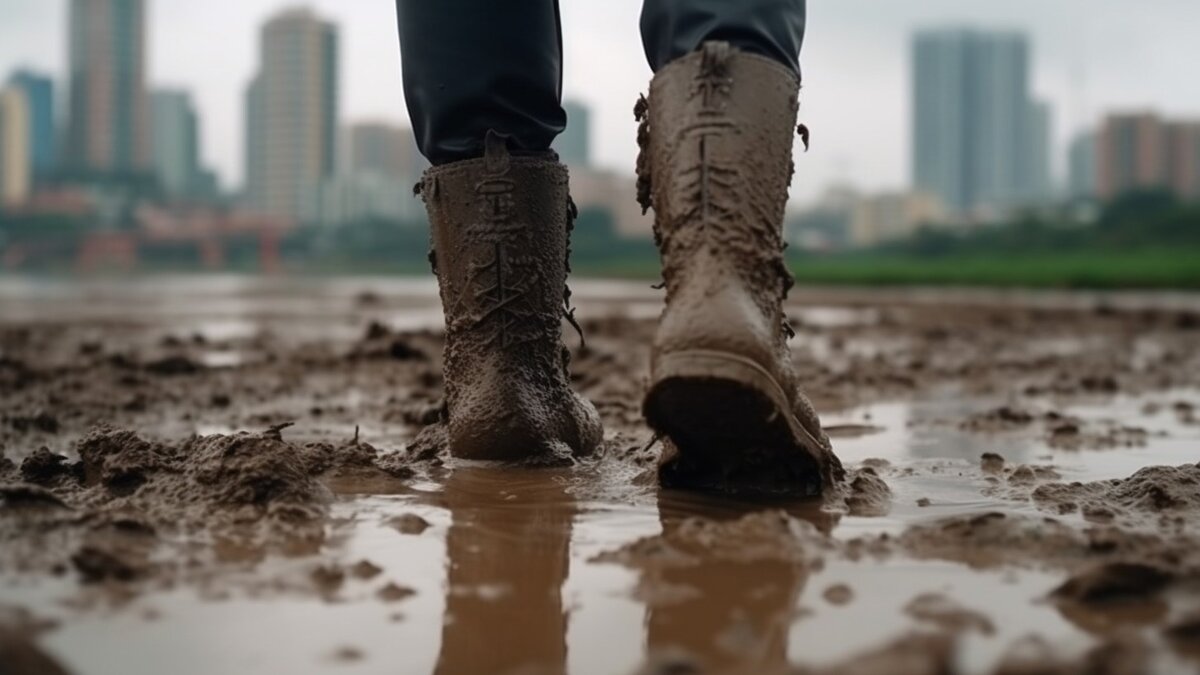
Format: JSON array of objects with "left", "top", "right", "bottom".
[
  {"left": 418, "top": 133, "right": 602, "bottom": 462},
  {"left": 638, "top": 41, "right": 843, "bottom": 494}
]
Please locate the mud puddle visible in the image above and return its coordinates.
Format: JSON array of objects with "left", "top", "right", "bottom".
[{"left": 2, "top": 278, "right": 1200, "bottom": 674}]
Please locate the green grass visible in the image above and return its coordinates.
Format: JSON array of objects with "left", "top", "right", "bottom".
[
  {"left": 785, "top": 248, "right": 1200, "bottom": 289},
  {"left": 280, "top": 247, "right": 1200, "bottom": 289},
  {"left": 10, "top": 247, "right": 1199, "bottom": 290}
]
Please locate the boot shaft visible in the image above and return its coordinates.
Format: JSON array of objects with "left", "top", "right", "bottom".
[
  {"left": 641, "top": 42, "right": 800, "bottom": 305},
  {"left": 419, "top": 133, "right": 571, "bottom": 353}
]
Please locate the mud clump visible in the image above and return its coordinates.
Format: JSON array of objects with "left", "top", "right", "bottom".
[
  {"left": 904, "top": 592, "right": 995, "bottom": 635},
  {"left": 1164, "top": 610, "right": 1200, "bottom": 656},
  {"left": 142, "top": 354, "right": 203, "bottom": 376},
  {"left": 377, "top": 582, "right": 415, "bottom": 603},
  {"left": 1032, "top": 463, "right": 1200, "bottom": 525},
  {"left": 0, "top": 484, "right": 68, "bottom": 509},
  {"left": 992, "top": 633, "right": 1151, "bottom": 675},
  {"left": 71, "top": 544, "right": 147, "bottom": 584},
  {"left": 77, "top": 427, "right": 330, "bottom": 523},
  {"left": 0, "top": 425, "right": 415, "bottom": 587},
  {"left": 387, "top": 513, "right": 430, "bottom": 535},
  {"left": 1046, "top": 420, "right": 1149, "bottom": 451},
  {"left": 980, "top": 452, "right": 1006, "bottom": 474},
  {"left": 1050, "top": 562, "right": 1175, "bottom": 606},
  {"left": 349, "top": 322, "right": 430, "bottom": 362},
  {"left": 790, "top": 631, "right": 955, "bottom": 675},
  {"left": 823, "top": 583, "right": 854, "bottom": 606},
  {"left": 19, "top": 448, "right": 77, "bottom": 486},
  {"left": 962, "top": 406, "right": 1034, "bottom": 432},
  {"left": 0, "top": 625, "right": 71, "bottom": 675},
  {"left": 843, "top": 467, "right": 892, "bottom": 517},
  {"left": 8, "top": 411, "right": 59, "bottom": 434}
]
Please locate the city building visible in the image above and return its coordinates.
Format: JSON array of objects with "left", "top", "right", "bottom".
[
  {"left": 555, "top": 100, "right": 592, "bottom": 167},
  {"left": 849, "top": 191, "right": 947, "bottom": 247},
  {"left": 1024, "top": 101, "right": 1054, "bottom": 203},
  {"left": 6, "top": 70, "right": 55, "bottom": 180},
  {"left": 1097, "top": 113, "right": 1167, "bottom": 199},
  {"left": 315, "top": 173, "right": 413, "bottom": 227},
  {"left": 244, "top": 7, "right": 339, "bottom": 221},
  {"left": 784, "top": 186, "right": 859, "bottom": 251},
  {"left": 0, "top": 87, "right": 32, "bottom": 206},
  {"left": 152, "top": 90, "right": 200, "bottom": 198},
  {"left": 570, "top": 168, "right": 652, "bottom": 239},
  {"left": 912, "top": 28, "right": 1051, "bottom": 220},
  {"left": 1067, "top": 131, "right": 1097, "bottom": 199},
  {"left": 1096, "top": 112, "right": 1200, "bottom": 202},
  {"left": 1167, "top": 121, "right": 1200, "bottom": 201},
  {"left": 314, "top": 122, "right": 427, "bottom": 224},
  {"left": 345, "top": 122, "right": 424, "bottom": 180},
  {"left": 64, "top": 0, "right": 151, "bottom": 175}
]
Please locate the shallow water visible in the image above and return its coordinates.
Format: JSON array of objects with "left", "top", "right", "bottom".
[
  {"left": 2, "top": 277, "right": 1199, "bottom": 674},
  {"left": 1, "top": 394, "right": 1193, "bottom": 674}
]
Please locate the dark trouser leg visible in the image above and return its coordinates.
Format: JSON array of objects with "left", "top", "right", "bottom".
[
  {"left": 640, "top": 0, "right": 806, "bottom": 76},
  {"left": 395, "top": 0, "right": 565, "bottom": 165}
]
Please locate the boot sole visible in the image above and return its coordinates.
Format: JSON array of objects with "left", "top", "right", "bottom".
[{"left": 644, "top": 349, "right": 826, "bottom": 497}]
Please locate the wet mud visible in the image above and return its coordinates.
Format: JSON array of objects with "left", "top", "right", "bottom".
[{"left": 2, "top": 280, "right": 1200, "bottom": 674}]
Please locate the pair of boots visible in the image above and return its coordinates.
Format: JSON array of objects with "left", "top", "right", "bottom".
[{"left": 417, "top": 43, "right": 842, "bottom": 496}]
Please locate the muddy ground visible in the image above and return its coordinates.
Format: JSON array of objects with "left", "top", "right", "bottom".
[{"left": 1, "top": 279, "right": 1199, "bottom": 674}]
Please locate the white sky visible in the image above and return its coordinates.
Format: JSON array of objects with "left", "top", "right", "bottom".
[{"left": 2, "top": 0, "right": 1199, "bottom": 206}]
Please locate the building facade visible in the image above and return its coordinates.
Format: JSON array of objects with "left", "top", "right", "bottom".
[
  {"left": 1097, "top": 113, "right": 1167, "bottom": 199},
  {"left": 64, "top": 0, "right": 150, "bottom": 175},
  {"left": 849, "top": 191, "right": 947, "bottom": 247},
  {"left": 1067, "top": 131, "right": 1097, "bottom": 199},
  {"left": 1167, "top": 121, "right": 1200, "bottom": 201},
  {"left": 0, "top": 87, "right": 32, "bottom": 206},
  {"left": 244, "top": 8, "right": 339, "bottom": 220},
  {"left": 152, "top": 90, "right": 200, "bottom": 198},
  {"left": 6, "top": 70, "right": 55, "bottom": 180},
  {"left": 314, "top": 122, "right": 427, "bottom": 224},
  {"left": 555, "top": 100, "right": 592, "bottom": 167},
  {"left": 912, "top": 28, "right": 1051, "bottom": 220}
]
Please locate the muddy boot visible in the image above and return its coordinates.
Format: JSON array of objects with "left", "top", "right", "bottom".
[
  {"left": 418, "top": 131, "right": 602, "bottom": 463},
  {"left": 637, "top": 42, "right": 843, "bottom": 496}
]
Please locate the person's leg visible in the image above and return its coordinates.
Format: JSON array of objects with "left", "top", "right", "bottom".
[
  {"left": 396, "top": 0, "right": 566, "bottom": 164},
  {"left": 640, "top": 0, "right": 806, "bottom": 76},
  {"left": 635, "top": 0, "right": 842, "bottom": 495},
  {"left": 397, "top": 1, "right": 602, "bottom": 463}
]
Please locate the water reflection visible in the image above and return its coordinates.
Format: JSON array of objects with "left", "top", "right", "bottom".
[
  {"left": 419, "top": 461, "right": 843, "bottom": 674},
  {"left": 430, "top": 467, "right": 575, "bottom": 675},
  {"left": 641, "top": 492, "right": 834, "bottom": 672}
]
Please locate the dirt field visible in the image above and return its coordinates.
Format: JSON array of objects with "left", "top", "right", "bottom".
[{"left": 1, "top": 277, "right": 1199, "bottom": 675}]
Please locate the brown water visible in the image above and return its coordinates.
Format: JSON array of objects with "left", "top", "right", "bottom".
[{"left": 2, "top": 277, "right": 1199, "bottom": 674}]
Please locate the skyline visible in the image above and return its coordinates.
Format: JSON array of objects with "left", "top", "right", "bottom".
[{"left": 3, "top": 1, "right": 1200, "bottom": 205}]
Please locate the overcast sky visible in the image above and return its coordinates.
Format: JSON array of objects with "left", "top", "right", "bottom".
[{"left": 2, "top": 0, "right": 1199, "bottom": 205}]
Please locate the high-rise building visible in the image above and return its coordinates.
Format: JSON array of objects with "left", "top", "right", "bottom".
[
  {"left": 1167, "top": 122, "right": 1200, "bottom": 201},
  {"left": 850, "top": 191, "right": 947, "bottom": 247},
  {"left": 556, "top": 100, "right": 591, "bottom": 167},
  {"left": 64, "top": 0, "right": 150, "bottom": 175},
  {"left": 316, "top": 122, "right": 426, "bottom": 225},
  {"left": 244, "top": 7, "right": 339, "bottom": 220},
  {"left": 152, "top": 90, "right": 200, "bottom": 198},
  {"left": 6, "top": 70, "right": 55, "bottom": 179},
  {"left": 1097, "top": 113, "right": 1169, "bottom": 200},
  {"left": 1022, "top": 101, "right": 1053, "bottom": 202},
  {"left": 345, "top": 122, "right": 424, "bottom": 181},
  {"left": 1067, "top": 131, "right": 1096, "bottom": 199},
  {"left": 1095, "top": 113, "right": 1200, "bottom": 202},
  {"left": 912, "top": 28, "right": 1050, "bottom": 219},
  {"left": 0, "top": 87, "right": 32, "bottom": 206}
]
